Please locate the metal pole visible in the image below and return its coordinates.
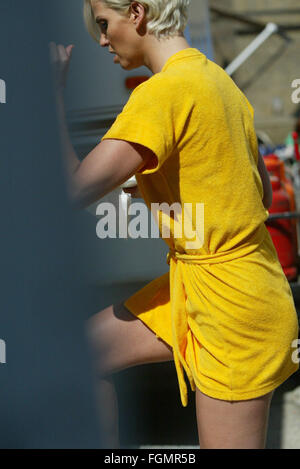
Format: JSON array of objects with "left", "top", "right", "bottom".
[{"left": 225, "top": 22, "right": 279, "bottom": 76}]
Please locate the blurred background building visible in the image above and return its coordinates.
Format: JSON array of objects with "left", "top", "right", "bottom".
[{"left": 210, "top": 0, "right": 300, "bottom": 143}]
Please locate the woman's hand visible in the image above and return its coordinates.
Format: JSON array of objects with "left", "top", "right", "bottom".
[{"left": 49, "top": 42, "right": 74, "bottom": 92}]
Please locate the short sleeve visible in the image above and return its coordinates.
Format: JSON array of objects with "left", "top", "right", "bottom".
[{"left": 101, "top": 75, "right": 177, "bottom": 175}]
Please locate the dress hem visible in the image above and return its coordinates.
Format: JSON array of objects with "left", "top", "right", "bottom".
[
  {"left": 123, "top": 300, "right": 300, "bottom": 405},
  {"left": 191, "top": 365, "right": 299, "bottom": 403}
]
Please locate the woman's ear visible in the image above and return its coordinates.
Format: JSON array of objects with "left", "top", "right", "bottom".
[{"left": 129, "top": 1, "right": 147, "bottom": 32}]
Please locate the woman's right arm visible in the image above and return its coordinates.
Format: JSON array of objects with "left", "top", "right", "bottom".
[{"left": 257, "top": 150, "right": 273, "bottom": 210}]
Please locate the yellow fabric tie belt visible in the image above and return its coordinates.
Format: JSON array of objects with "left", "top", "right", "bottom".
[
  {"left": 166, "top": 240, "right": 262, "bottom": 407},
  {"left": 166, "top": 240, "right": 262, "bottom": 266}
]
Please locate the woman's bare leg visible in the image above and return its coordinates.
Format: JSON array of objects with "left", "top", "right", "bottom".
[
  {"left": 85, "top": 302, "right": 173, "bottom": 448},
  {"left": 195, "top": 388, "right": 274, "bottom": 449}
]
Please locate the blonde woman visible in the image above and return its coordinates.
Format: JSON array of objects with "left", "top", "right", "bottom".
[{"left": 50, "top": 0, "right": 299, "bottom": 449}]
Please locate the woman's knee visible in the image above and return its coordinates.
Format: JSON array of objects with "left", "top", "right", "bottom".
[
  {"left": 84, "top": 301, "right": 173, "bottom": 378},
  {"left": 85, "top": 305, "right": 112, "bottom": 352},
  {"left": 84, "top": 304, "right": 119, "bottom": 377}
]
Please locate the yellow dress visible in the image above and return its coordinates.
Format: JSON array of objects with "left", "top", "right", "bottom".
[{"left": 102, "top": 48, "right": 299, "bottom": 407}]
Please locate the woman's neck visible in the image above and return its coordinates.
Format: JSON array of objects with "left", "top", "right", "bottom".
[{"left": 143, "top": 35, "right": 191, "bottom": 74}]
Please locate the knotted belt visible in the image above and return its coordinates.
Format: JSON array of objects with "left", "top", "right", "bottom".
[{"left": 166, "top": 238, "right": 263, "bottom": 407}]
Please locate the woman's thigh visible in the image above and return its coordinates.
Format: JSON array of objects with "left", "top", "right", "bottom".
[
  {"left": 195, "top": 389, "right": 274, "bottom": 449},
  {"left": 85, "top": 302, "right": 174, "bottom": 377}
]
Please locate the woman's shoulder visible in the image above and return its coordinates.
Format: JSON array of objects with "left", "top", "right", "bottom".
[{"left": 131, "top": 70, "right": 185, "bottom": 97}]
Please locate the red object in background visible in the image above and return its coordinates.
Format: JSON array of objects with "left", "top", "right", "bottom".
[
  {"left": 292, "top": 131, "right": 300, "bottom": 161},
  {"left": 125, "top": 76, "right": 150, "bottom": 90},
  {"left": 264, "top": 154, "right": 297, "bottom": 210},
  {"left": 266, "top": 176, "right": 298, "bottom": 281},
  {"left": 264, "top": 154, "right": 299, "bottom": 264}
]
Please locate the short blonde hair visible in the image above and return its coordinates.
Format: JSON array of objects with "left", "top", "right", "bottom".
[{"left": 83, "top": 0, "right": 191, "bottom": 41}]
